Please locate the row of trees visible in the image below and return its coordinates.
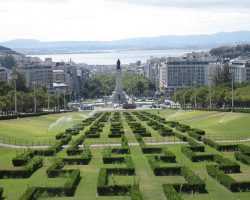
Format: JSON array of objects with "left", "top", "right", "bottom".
[
  {"left": 171, "top": 81, "right": 250, "bottom": 108},
  {"left": 81, "top": 72, "right": 156, "bottom": 99},
  {"left": 0, "top": 79, "right": 68, "bottom": 115}
]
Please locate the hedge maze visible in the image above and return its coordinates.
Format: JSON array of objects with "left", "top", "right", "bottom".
[{"left": 0, "top": 110, "right": 249, "bottom": 199}]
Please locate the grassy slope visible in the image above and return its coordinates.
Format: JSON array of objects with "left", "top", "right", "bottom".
[
  {"left": 0, "top": 112, "right": 90, "bottom": 143},
  {"left": 0, "top": 110, "right": 249, "bottom": 199},
  {"left": 150, "top": 109, "right": 250, "bottom": 137}
]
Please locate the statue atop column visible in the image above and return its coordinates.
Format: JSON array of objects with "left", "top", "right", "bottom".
[{"left": 112, "top": 59, "right": 127, "bottom": 105}]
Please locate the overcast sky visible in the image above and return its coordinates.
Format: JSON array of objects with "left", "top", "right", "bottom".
[{"left": 0, "top": 0, "right": 250, "bottom": 42}]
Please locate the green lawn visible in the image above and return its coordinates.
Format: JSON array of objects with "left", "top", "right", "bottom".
[
  {"left": 0, "top": 112, "right": 90, "bottom": 145},
  {"left": 150, "top": 109, "right": 250, "bottom": 138},
  {"left": 0, "top": 110, "right": 250, "bottom": 199},
  {"left": 1, "top": 109, "right": 250, "bottom": 144}
]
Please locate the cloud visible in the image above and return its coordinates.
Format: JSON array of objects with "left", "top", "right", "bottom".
[
  {"left": 111, "top": 0, "right": 250, "bottom": 9},
  {"left": 0, "top": 0, "right": 69, "bottom": 3}
]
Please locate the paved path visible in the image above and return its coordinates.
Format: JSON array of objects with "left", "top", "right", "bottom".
[{"left": 0, "top": 139, "right": 249, "bottom": 149}]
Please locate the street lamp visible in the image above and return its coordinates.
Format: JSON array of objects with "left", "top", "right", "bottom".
[
  {"left": 46, "top": 84, "right": 50, "bottom": 112},
  {"left": 182, "top": 84, "right": 186, "bottom": 109},
  {"left": 32, "top": 81, "right": 37, "bottom": 113},
  {"left": 11, "top": 71, "right": 18, "bottom": 115},
  {"left": 64, "top": 91, "right": 66, "bottom": 111},
  {"left": 231, "top": 73, "right": 234, "bottom": 109},
  {"left": 174, "top": 88, "right": 177, "bottom": 108},
  {"left": 193, "top": 80, "right": 197, "bottom": 109},
  {"left": 57, "top": 89, "right": 60, "bottom": 111},
  {"left": 208, "top": 75, "right": 212, "bottom": 109}
]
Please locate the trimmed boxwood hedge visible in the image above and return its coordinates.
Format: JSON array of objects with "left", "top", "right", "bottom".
[
  {"left": 238, "top": 144, "right": 250, "bottom": 154},
  {"left": 0, "top": 157, "right": 42, "bottom": 179},
  {"left": 163, "top": 184, "right": 183, "bottom": 200},
  {"left": 235, "top": 152, "right": 250, "bottom": 165},
  {"left": 0, "top": 111, "right": 68, "bottom": 121},
  {"left": 202, "top": 138, "right": 238, "bottom": 151},
  {"left": 174, "top": 132, "right": 187, "bottom": 141},
  {"left": 12, "top": 150, "right": 34, "bottom": 166},
  {"left": 181, "top": 146, "right": 213, "bottom": 162},
  {"left": 188, "top": 131, "right": 203, "bottom": 141},
  {"left": 206, "top": 165, "right": 238, "bottom": 191},
  {"left": 176, "top": 124, "right": 190, "bottom": 133},
  {"left": 213, "top": 154, "right": 240, "bottom": 173},
  {"left": 0, "top": 187, "right": 3, "bottom": 200},
  {"left": 161, "top": 166, "right": 206, "bottom": 199},
  {"left": 206, "top": 164, "right": 250, "bottom": 192},
  {"left": 19, "top": 170, "right": 80, "bottom": 200},
  {"left": 33, "top": 141, "right": 63, "bottom": 156}
]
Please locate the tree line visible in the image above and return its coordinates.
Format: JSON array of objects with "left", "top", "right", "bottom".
[
  {"left": 0, "top": 72, "right": 69, "bottom": 115},
  {"left": 81, "top": 72, "right": 156, "bottom": 99},
  {"left": 171, "top": 81, "right": 250, "bottom": 108}
]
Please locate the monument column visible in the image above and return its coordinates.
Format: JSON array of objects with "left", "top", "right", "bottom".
[{"left": 112, "top": 59, "right": 127, "bottom": 104}]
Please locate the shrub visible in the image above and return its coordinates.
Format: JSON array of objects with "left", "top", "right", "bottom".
[
  {"left": 64, "top": 170, "right": 81, "bottom": 196},
  {"left": 188, "top": 131, "right": 203, "bottom": 141},
  {"left": 0, "top": 157, "right": 42, "bottom": 179},
  {"left": 12, "top": 150, "right": 34, "bottom": 166},
  {"left": 174, "top": 132, "right": 187, "bottom": 141},
  {"left": 235, "top": 152, "right": 250, "bottom": 165},
  {"left": 206, "top": 165, "right": 238, "bottom": 192},
  {"left": 130, "top": 185, "right": 142, "bottom": 200},
  {"left": 0, "top": 187, "right": 3, "bottom": 200},
  {"left": 238, "top": 144, "right": 250, "bottom": 155},
  {"left": 55, "top": 132, "right": 65, "bottom": 140},
  {"left": 202, "top": 138, "right": 238, "bottom": 151},
  {"left": 213, "top": 154, "right": 240, "bottom": 173},
  {"left": 163, "top": 184, "right": 183, "bottom": 200},
  {"left": 47, "top": 157, "right": 64, "bottom": 177},
  {"left": 19, "top": 187, "right": 38, "bottom": 200}
]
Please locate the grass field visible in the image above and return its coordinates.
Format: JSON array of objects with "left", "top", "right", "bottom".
[
  {"left": 0, "top": 111, "right": 91, "bottom": 145},
  {"left": 0, "top": 109, "right": 249, "bottom": 199},
  {"left": 0, "top": 109, "right": 250, "bottom": 145},
  {"left": 150, "top": 109, "right": 250, "bottom": 138}
]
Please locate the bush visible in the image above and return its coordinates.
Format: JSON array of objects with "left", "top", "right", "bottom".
[
  {"left": 174, "top": 132, "right": 187, "bottom": 141},
  {"left": 47, "top": 158, "right": 64, "bottom": 177},
  {"left": 163, "top": 184, "right": 183, "bottom": 200},
  {"left": 130, "top": 185, "right": 142, "bottom": 200},
  {"left": 213, "top": 154, "right": 240, "bottom": 173},
  {"left": 0, "top": 187, "right": 3, "bottom": 200},
  {"left": 187, "top": 137, "right": 205, "bottom": 151},
  {"left": 55, "top": 132, "right": 65, "bottom": 140},
  {"left": 188, "top": 131, "right": 203, "bottom": 141},
  {"left": 19, "top": 187, "right": 38, "bottom": 200},
  {"left": 238, "top": 144, "right": 250, "bottom": 154},
  {"left": 176, "top": 124, "right": 190, "bottom": 132},
  {"left": 181, "top": 146, "right": 213, "bottom": 162},
  {"left": 206, "top": 165, "right": 238, "bottom": 192},
  {"left": 0, "top": 157, "right": 42, "bottom": 179},
  {"left": 202, "top": 138, "right": 238, "bottom": 151},
  {"left": 64, "top": 170, "right": 81, "bottom": 196},
  {"left": 12, "top": 150, "right": 34, "bottom": 166},
  {"left": 235, "top": 152, "right": 250, "bottom": 165},
  {"left": 33, "top": 141, "right": 63, "bottom": 156}
]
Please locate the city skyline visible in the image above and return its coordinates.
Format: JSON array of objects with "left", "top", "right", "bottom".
[{"left": 0, "top": 0, "right": 250, "bottom": 42}]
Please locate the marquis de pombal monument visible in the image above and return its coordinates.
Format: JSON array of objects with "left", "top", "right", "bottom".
[{"left": 112, "top": 59, "right": 127, "bottom": 104}]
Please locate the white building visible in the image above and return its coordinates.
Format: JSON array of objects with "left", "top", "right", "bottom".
[
  {"left": 159, "top": 56, "right": 220, "bottom": 91},
  {"left": 53, "top": 62, "right": 77, "bottom": 91},
  {"left": 229, "top": 59, "right": 250, "bottom": 83},
  {"left": 19, "top": 64, "right": 53, "bottom": 88}
]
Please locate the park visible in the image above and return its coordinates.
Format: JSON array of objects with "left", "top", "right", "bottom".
[{"left": 0, "top": 109, "right": 249, "bottom": 200}]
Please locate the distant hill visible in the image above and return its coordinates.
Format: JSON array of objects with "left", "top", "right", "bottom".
[
  {"left": 1, "top": 31, "right": 250, "bottom": 54},
  {"left": 210, "top": 44, "right": 250, "bottom": 58},
  {"left": 0, "top": 46, "right": 20, "bottom": 55}
]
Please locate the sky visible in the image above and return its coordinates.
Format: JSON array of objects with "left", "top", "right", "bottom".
[{"left": 0, "top": 0, "right": 250, "bottom": 42}]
